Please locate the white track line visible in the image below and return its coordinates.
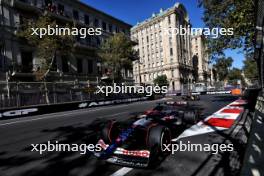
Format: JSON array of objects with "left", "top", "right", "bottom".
[{"left": 110, "top": 167, "right": 133, "bottom": 176}]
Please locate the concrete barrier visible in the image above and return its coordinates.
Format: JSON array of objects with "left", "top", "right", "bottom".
[
  {"left": 0, "top": 96, "right": 149, "bottom": 120},
  {"left": 166, "top": 90, "right": 231, "bottom": 96}
]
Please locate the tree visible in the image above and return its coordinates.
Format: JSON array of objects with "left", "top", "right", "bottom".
[
  {"left": 228, "top": 67, "right": 243, "bottom": 85},
  {"left": 243, "top": 57, "right": 259, "bottom": 81},
  {"left": 213, "top": 57, "right": 233, "bottom": 82},
  {"left": 154, "top": 75, "right": 169, "bottom": 87},
  {"left": 17, "top": 15, "right": 74, "bottom": 81},
  {"left": 98, "top": 33, "right": 139, "bottom": 83},
  {"left": 17, "top": 15, "right": 74, "bottom": 104},
  {"left": 199, "top": 0, "right": 255, "bottom": 56}
]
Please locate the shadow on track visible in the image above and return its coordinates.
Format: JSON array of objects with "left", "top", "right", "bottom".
[
  {"left": 190, "top": 110, "right": 251, "bottom": 176},
  {"left": 0, "top": 118, "right": 120, "bottom": 176}
]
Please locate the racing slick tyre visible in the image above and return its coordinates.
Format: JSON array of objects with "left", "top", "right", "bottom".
[
  {"left": 101, "top": 121, "right": 120, "bottom": 143},
  {"left": 148, "top": 125, "right": 171, "bottom": 167},
  {"left": 183, "top": 110, "right": 199, "bottom": 124}
]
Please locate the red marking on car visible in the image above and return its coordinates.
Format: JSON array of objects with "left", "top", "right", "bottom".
[
  {"left": 116, "top": 137, "right": 121, "bottom": 142},
  {"left": 98, "top": 139, "right": 108, "bottom": 150},
  {"left": 144, "top": 110, "right": 160, "bottom": 115},
  {"left": 121, "top": 149, "right": 150, "bottom": 158},
  {"left": 163, "top": 115, "right": 174, "bottom": 121},
  {"left": 98, "top": 139, "right": 150, "bottom": 158},
  {"left": 205, "top": 118, "right": 235, "bottom": 128}
]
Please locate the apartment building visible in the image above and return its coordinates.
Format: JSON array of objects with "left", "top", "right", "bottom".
[
  {"left": 191, "top": 34, "right": 210, "bottom": 83},
  {"left": 131, "top": 3, "right": 193, "bottom": 91},
  {"left": 0, "top": 0, "right": 132, "bottom": 82}
]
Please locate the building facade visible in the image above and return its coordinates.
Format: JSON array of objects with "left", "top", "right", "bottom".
[
  {"left": 191, "top": 34, "right": 210, "bottom": 83},
  {"left": 0, "top": 0, "right": 132, "bottom": 82},
  {"left": 131, "top": 3, "right": 194, "bottom": 91}
]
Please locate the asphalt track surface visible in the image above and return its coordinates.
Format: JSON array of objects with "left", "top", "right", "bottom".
[{"left": 0, "top": 94, "right": 242, "bottom": 176}]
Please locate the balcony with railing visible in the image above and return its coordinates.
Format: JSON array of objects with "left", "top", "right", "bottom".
[
  {"left": 13, "top": 0, "right": 42, "bottom": 13},
  {"left": 130, "top": 36, "right": 139, "bottom": 44}
]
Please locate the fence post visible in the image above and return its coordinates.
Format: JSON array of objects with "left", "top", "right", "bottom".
[
  {"left": 70, "top": 89, "right": 73, "bottom": 101},
  {"left": 53, "top": 82, "right": 57, "bottom": 104},
  {"left": 87, "top": 80, "right": 91, "bottom": 100},
  {"left": 2, "top": 93, "right": 5, "bottom": 108},
  {"left": 80, "top": 90, "right": 83, "bottom": 101},
  {"left": 16, "top": 82, "right": 20, "bottom": 107}
]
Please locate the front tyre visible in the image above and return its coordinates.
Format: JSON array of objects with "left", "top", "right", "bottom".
[
  {"left": 147, "top": 125, "right": 171, "bottom": 167},
  {"left": 101, "top": 121, "right": 120, "bottom": 143}
]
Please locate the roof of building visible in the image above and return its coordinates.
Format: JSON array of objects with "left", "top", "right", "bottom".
[
  {"left": 73, "top": 0, "right": 132, "bottom": 27},
  {"left": 131, "top": 2, "right": 189, "bottom": 30}
]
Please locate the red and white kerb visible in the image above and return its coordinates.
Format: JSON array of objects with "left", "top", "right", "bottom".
[{"left": 172, "top": 99, "right": 247, "bottom": 141}]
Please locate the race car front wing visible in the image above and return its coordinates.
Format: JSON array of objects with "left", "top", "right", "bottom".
[{"left": 94, "top": 139, "right": 151, "bottom": 167}]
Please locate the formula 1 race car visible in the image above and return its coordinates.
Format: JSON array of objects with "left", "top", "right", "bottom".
[
  {"left": 181, "top": 93, "right": 200, "bottom": 101},
  {"left": 94, "top": 101, "right": 200, "bottom": 168},
  {"left": 139, "top": 101, "right": 198, "bottom": 125}
]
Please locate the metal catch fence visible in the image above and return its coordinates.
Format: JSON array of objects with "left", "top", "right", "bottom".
[{"left": 0, "top": 81, "right": 134, "bottom": 109}]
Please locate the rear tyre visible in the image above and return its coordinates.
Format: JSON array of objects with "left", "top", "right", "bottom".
[{"left": 183, "top": 111, "right": 199, "bottom": 124}]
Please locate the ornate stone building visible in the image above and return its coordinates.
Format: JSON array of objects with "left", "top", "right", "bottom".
[
  {"left": 131, "top": 3, "right": 193, "bottom": 91},
  {"left": 191, "top": 34, "right": 210, "bottom": 83}
]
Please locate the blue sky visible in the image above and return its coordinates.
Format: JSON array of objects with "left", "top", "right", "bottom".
[{"left": 82, "top": 0, "right": 244, "bottom": 68}]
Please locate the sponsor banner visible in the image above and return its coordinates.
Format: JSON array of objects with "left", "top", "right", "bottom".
[
  {"left": 0, "top": 97, "right": 148, "bottom": 120},
  {"left": 206, "top": 91, "right": 231, "bottom": 95},
  {"left": 0, "top": 108, "right": 38, "bottom": 118},
  {"left": 166, "top": 91, "right": 231, "bottom": 96}
]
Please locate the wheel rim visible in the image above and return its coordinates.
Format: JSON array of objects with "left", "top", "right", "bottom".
[{"left": 160, "top": 129, "right": 171, "bottom": 151}]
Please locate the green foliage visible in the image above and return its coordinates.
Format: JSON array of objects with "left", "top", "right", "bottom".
[
  {"left": 17, "top": 16, "right": 74, "bottom": 79},
  {"left": 98, "top": 33, "right": 139, "bottom": 82},
  {"left": 228, "top": 67, "right": 242, "bottom": 81},
  {"left": 153, "top": 75, "right": 169, "bottom": 87},
  {"left": 243, "top": 57, "right": 259, "bottom": 80},
  {"left": 199, "top": 0, "right": 255, "bottom": 57},
  {"left": 213, "top": 57, "right": 233, "bottom": 81}
]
